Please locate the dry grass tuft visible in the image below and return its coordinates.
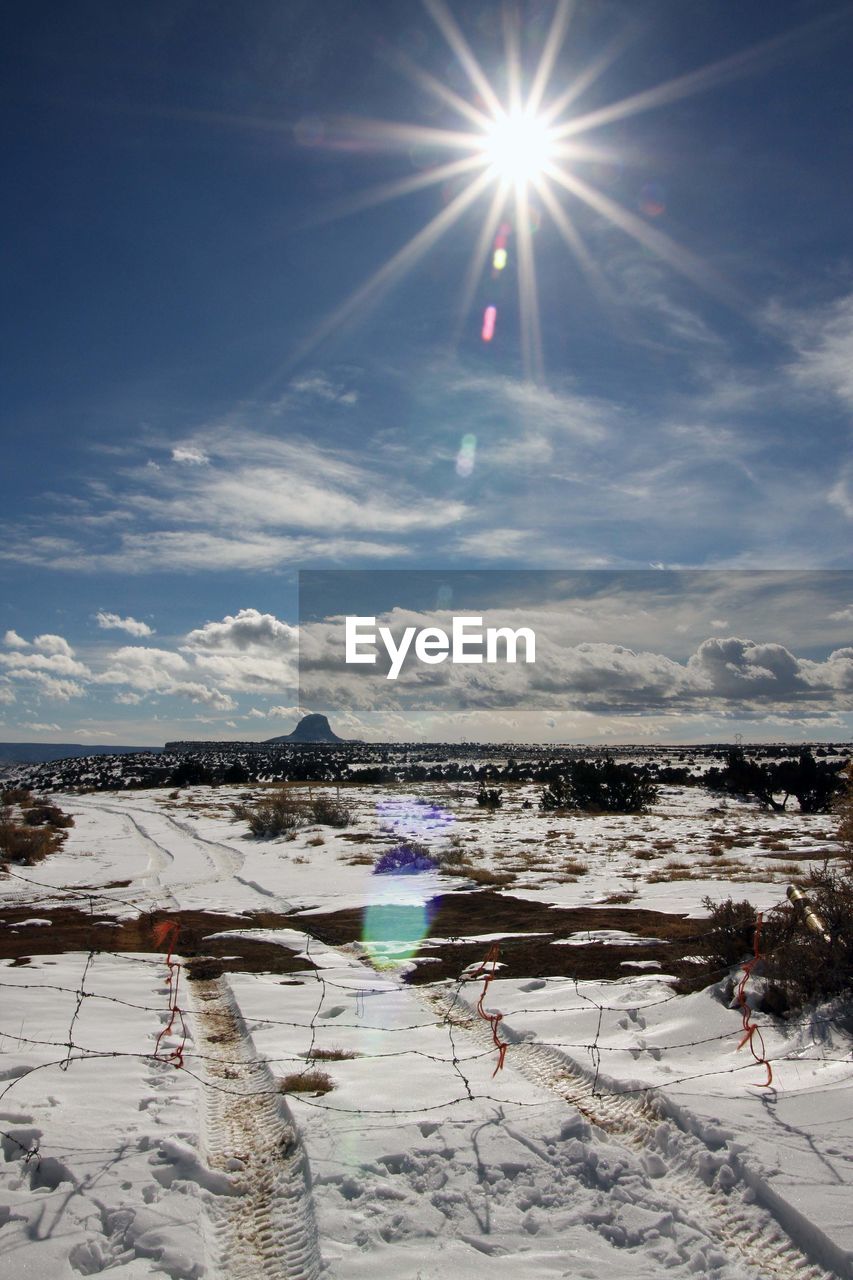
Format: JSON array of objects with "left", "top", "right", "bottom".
[{"left": 278, "top": 1069, "right": 334, "bottom": 1095}]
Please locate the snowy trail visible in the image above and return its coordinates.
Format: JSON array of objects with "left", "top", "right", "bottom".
[
  {"left": 426, "top": 987, "right": 838, "bottom": 1280},
  {"left": 65, "top": 793, "right": 282, "bottom": 913},
  {"left": 187, "top": 975, "right": 322, "bottom": 1280}
]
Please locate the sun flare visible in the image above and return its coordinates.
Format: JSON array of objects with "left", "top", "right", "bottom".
[
  {"left": 293, "top": 0, "right": 748, "bottom": 380},
  {"left": 482, "top": 109, "right": 555, "bottom": 187}
]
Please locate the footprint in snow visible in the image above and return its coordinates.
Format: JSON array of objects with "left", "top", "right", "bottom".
[{"left": 319, "top": 1005, "right": 347, "bottom": 1019}]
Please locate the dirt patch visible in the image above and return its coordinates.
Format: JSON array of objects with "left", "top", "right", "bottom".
[
  {"left": 1, "top": 890, "right": 711, "bottom": 986},
  {"left": 297, "top": 889, "right": 706, "bottom": 985},
  {"left": 0, "top": 905, "right": 314, "bottom": 980}
]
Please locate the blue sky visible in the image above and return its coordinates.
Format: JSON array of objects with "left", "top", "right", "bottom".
[{"left": 2, "top": 0, "right": 852, "bottom": 743}]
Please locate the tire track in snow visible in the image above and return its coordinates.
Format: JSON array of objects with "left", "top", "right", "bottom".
[
  {"left": 426, "top": 988, "right": 838, "bottom": 1280},
  {"left": 187, "top": 976, "right": 322, "bottom": 1280},
  {"left": 69, "top": 794, "right": 244, "bottom": 905},
  {"left": 64, "top": 795, "right": 180, "bottom": 908}
]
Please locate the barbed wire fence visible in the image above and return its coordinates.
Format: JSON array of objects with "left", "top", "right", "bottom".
[{"left": 1, "top": 868, "right": 851, "bottom": 1170}]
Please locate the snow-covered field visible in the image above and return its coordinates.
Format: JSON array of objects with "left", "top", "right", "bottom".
[{"left": 1, "top": 783, "right": 850, "bottom": 1279}]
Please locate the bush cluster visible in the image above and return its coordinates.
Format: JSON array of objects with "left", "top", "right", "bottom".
[
  {"left": 541, "top": 756, "right": 658, "bottom": 814},
  {"left": 705, "top": 748, "right": 845, "bottom": 814},
  {"left": 373, "top": 842, "right": 439, "bottom": 874},
  {"left": 476, "top": 787, "right": 503, "bottom": 809},
  {"left": 703, "top": 863, "right": 853, "bottom": 1014},
  {"left": 0, "top": 793, "right": 74, "bottom": 867},
  {"left": 237, "top": 788, "right": 352, "bottom": 837}
]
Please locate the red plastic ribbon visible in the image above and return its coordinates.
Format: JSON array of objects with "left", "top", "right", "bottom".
[{"left": 736, "top": 913, "right": 773, "bottom": 1088}]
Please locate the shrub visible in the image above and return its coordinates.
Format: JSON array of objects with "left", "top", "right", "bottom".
[
  {"left": 245, "top": 789, "right": 308, "bottom": 837},
  {"left": 762, "top": 863, "right": 853, "bottom": 1011},
  {"left": 308, "top": 793, "right": 351, "bottom": 827},
  {"left": 373, "top": 842, "right": 439, "bottom": 875},
  {"left": 700, "top": 866, "right": 853, "bottom": 1013},
  {"left": 23, "top": 803, "right": 67, "bottom": 827},
  {"left": 169, "top": 759, "right": 214, "bottom": 787},
  {"left": 541, "top": 756, "right": 658, "bottom": 814},
  {"left": 1, "top": 787, "right": 31, "bottom": 807},
  {"left": 222, "top": 761, "right": 250, "bottom": 784},
  {"left": 477, "top": 787, "right": 503, "bottom": 809},
  {"left": 701, "top": 896, "right": 765, "bottom": 972},
  {"left": 0, "top": 815, "right": 58, "bottom": 865},
  {"left": 837, "top": 763, "right": 853, "bottom": 855}
]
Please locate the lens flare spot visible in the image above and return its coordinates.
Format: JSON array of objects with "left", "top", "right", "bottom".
[
  {"left": 492, "top": 246, "right": 507, "bottom": 271},
  {"left": 362, "top": 901, "right": 432, "bottom": 968},
  {"left": 639, "top": 181, "right": 666, "bottom": 217},
  {"left": 456, "top": 433, "right": 477, "bottom": 477},
  {"left": 481, "top": 304, "right": 497, "bottom": 341},
  {"left": 376, "top": 795, "right": 455, "bottom": 841}
]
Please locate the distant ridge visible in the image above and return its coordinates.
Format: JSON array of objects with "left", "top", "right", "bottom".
[
  {"left": 265, "top": 713, "right": 344, "bottom": 744},
  {"left": 0, "top": 742, "right": 158, "bottom": 766}
]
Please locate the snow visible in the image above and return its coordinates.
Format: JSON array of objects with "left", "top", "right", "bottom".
[{"left": 1, "top": 781, "right": 850, "bottom": 1279}]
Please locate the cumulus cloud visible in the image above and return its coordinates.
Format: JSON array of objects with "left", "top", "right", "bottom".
[
  {"left": 95, "top": 646, "right": 237, "bottom": 711},
  {"left": 33, "top": 634, "right": 75, "bottom": 657},
  {"left": 3, "top": 630, "right": 28, "bottom": 649},
  {"left": 21, "top": 721, "right": 61, "bottom": 733},
  {"left": 183, "top": 608, "right": 299, "bottom": 692},
  {"left": 0, "top": 633, "right": 91, "bottom": 702},
  {"left": 185, "top": 608, "right": 297, "bottom": 653},
  {"left": 96, "top": 611, "right": 154, "bottom": 637}
]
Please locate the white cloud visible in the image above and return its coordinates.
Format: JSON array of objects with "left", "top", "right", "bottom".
[
  {"left": 782, "top": 292, "right": 853, "bottom": 408},
  {"left": 3, "top": 630, "right": 28, "bottom": 649},
  {"left": 183, "top": 608, "right": 299, "bottom": 692},
  {"left": 96, "top": 611, "right": 154, "bottom": 637},
  {"left": 185, "top": 608, "right": 296, "bottom": 653},
  {"left": 21, "top": 722, "right": 61, "bottom": 733},
  {"left": 97, "top": 645, "right": 191, "bottom": 690},
  {"left": 0, "top": 682, "right": 15, "bottom": 705},
  {"left": 286, "top": 374, "right": 359, "bottom": 406},
  {"left": 0, "top": 633, "right": 90, "bottom": 702},
  {"left": 96, "top": 646, "right": 237, "bottom": 711},
  {"left": 0, "top": 530, "right": 409, "bottom": 574},
  {"left": 171, "top": 446, "right": 209, "bottom": 465},
  {"left": 166, "top": 682, "right": 236, "bottom": 711},
  {"left": 828, "top": 465, "right": 853, "bottom": 520},
  {"left": 448, "top": 371, "right": 611, "bottom": 442},
  {"left": 33, "top": 634, "right": 74, "bottom": 657}
]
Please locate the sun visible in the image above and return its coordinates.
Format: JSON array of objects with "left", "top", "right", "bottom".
[
  {"left": 292, "top": 0, "right": 741, "bottom": 380},
  {"left": 482, "top": 109, "right": 555, "bottom": 188}
]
